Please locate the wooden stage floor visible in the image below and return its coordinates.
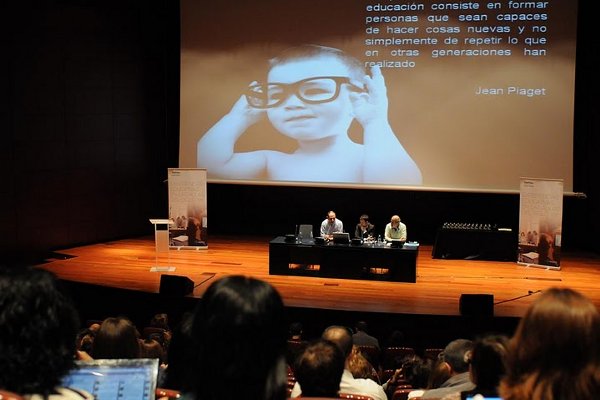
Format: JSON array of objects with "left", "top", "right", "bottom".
[{"left": 37, "top": 235, "right": 600, "bottom": 319}]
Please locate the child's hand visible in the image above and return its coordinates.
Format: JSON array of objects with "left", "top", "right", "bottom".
[
  {"left": 350, "top": 65, "right": 389, "bottom": 126},
  {"left": 228, "top": 82, "right": 266, "bottom": 126}
]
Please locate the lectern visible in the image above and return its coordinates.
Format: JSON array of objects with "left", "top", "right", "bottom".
[
  {"left": 149, "top": 219, "right": 175, "bottom": 271},
  {"left": 149, "top": 219, "right": 174, "bottom": 252}
]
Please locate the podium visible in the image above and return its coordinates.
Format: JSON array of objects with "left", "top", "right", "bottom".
[
  {"left": 149, "top": 219, "right": 175, "bottom": 270},
  {"left": 149, "top": 219, "right": 174, "bottom": 252}
]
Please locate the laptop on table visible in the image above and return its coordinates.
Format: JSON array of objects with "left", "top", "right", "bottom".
[
  {"left": 389, "top": 239, "right": 406, "bottom": 248},
  {"left": 332, "top": 232, "right": 350, "bottom": 244}
]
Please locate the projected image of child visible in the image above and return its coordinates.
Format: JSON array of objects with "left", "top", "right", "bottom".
[{"left": 196, "top": 44, "right": 422, "bottom": 185}]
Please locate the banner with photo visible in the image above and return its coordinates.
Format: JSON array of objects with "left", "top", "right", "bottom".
[
  {"left": 167, "top": 168, "right": 208, "bottom": 249},
  {"left": 518, "top": 178, "right": 563, "bottom": 269}
]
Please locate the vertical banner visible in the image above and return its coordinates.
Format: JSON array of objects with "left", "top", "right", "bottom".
[
  {"left": 518, "top": 178, "right": 563, "bottom": 269},
  {"left": 168, "top": 168, "right": 208, "bottom": 249}
]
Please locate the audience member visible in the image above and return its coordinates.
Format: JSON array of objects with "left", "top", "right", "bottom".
[
  {"left": 385, "top": 355, "right": 433, "bottom": 397},
  {"left": 91, "top": 316, "right": 141, "bottom": 359},
  {"left": 291, "top": 325, "right": 387, "bottom": 400},
  {"left": 288, "top": 321, "right": 304, "bottom": 341},
  {"left": 287, "top": 321, "right": 308, "bottom": 367},
  {"left": 321, "top": 210, "right": 344, "bottom": 239},
  {"left": 75, "top": 328, "right": 96, "bottom": 355},
  {"left": 294, "top": 338, "right": 345, "bottom": 397},
  {"left": 385, "top": 329, "right": 406, "bottom": 348},
  {"left": 421, "top": 357, "right": 453, "bottom": 396},
  {"left": 150, "top": 312, "right": 171, "bottom": 331},
  {"left": 160, "top": 312, "right": 194, "bottom": 392},
  {"left": 140, "top": 338, "right": 167, "bottom": 365},
  {"left": 187, "top": 275, "right": 288, "bottom": 400},
  {"left": 384, "top": 214, "right": 407, "bottom": 242},
  {"left": 354, "top": 214, "right": 376, "bottom": 240},
  {"left": 441, "top": 333, "right": 509, "bottom": 400},
  {"left": 419, "top": 339, "right": 474, "bottom": 399},
  {"left": 0, "top": 267, "right": 93, "bottom": 399},
  {"left": 88, "top": 323, "right": 101, "bottom": 333},
  {"left": 348, "top": 346, "right": 379, "bottom": 383},
  {"left": 499, "top": 287, "right": 600, "bottom": 400},
  {"left": 352, "top": 320, "right": 381, "bottom": 371},
  {"left": 352, "top": 320, "right": 380, "bottom": 349},
  {"left": 147, "top": 312, "right": 172, "bottom": 349}
]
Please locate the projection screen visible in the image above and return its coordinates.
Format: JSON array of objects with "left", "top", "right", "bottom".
[{"left": 179, "top": 0, "right": 577, "bottom": 193}]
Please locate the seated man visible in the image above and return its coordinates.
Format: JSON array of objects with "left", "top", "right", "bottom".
[
  {"left": 354, "top": 214, "right": 376, "bottom": 240},
  {"left": 418, "top": 339, "right": 475, "bottom": 399},
  {"left": 321, "top": 210, "right": 344, "bottom": 239},
  {"left": 384, "top": 215, "right": 407, "bottom": 242},
  {"left": 290, "top": 325, "right": 387, "bottom": 400}
]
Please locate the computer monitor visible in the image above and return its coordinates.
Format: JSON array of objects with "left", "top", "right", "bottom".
[
  {"left": 61, "top": 358, "right": 159, "bottom": 400},
  {"left": 332, "top": 232, "right": 350, "bottom": 244}
]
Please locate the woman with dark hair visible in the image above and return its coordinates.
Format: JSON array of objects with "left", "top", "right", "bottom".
[
  {"left": 91, "top": 316, "right": 141, "bottom": 359},
  {"left": 499, "top": 287, "right": 600, "bottom": 400},
  {"left": 187, "top": 275, "right": 288, "bottom": 400},
  {"left": 160, "top": 312, "right": 194, "bottom": 391},
  {"left": 0, "top": 267, "right": 93, "bottom": 399}
]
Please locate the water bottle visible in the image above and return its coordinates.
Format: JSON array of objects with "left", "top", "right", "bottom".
[{"left": 377, "top": 235, "right": 382, "bottom": 247}]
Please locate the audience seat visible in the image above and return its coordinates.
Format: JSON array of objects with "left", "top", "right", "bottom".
[
  {"left": 391, "top": 388, "right": 414, "bottom": 400},
  {"left": 381, "top": 347, "right": 416, "bottom": 370},
  {"left": 287, "top": 339, "right": 308, "bottom": 364},
  {"left": 0, "top": 390, "right": 24, "bottom": 400},
  {"left": 357, "top": 345, "right": 381, "bottom": 369},
  {"left": 155, "top": 388, "right": 181, "bottom": 399},
  {"left": 338, "top": 394, "right": 374, "bottom": 400},
  {"left": 423, "top": 348, "right": 444, "bottom": 361}
]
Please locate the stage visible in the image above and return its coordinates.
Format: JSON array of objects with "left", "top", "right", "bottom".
[{"left": 36, "top": 235, "right": 600, "bottom": 319}]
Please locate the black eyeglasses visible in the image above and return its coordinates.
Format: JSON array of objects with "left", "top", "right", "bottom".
[{"left": 245, "top": 76, "right": 364, "bottom": 109}]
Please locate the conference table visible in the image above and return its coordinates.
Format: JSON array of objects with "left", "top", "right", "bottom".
[{"left": 269, "top": 236, "right": 419, "bottom": 283}]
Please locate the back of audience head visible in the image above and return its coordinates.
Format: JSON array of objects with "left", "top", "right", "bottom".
[
  {"left": 499, "top": 287, "right": 600, "bottom": 400},
  {"left": 348, "top": 346, "right": 377, "bottom": 380},
  {"left": 294, "top": 338, "right": 345, "bottom": 397},
  {"left": 468, "top": 333, "right": 509, "bottom": 393},
  {"left": 0, "top": 267, "right": 80, "bottom": 395},
  {"left": 140, "top": 338, "right": 166, "bottom": 364},
  {"left": 150, "top": 312, "right": 170, "bottom": 330},
  {"left": 401, "top": 355, "right": 433, "bottom": 389},
  {"left": 91, "top": 316, "right": 141, "bottom": 359},
  {"left": 386, "top": 329, "right": 406, "bottom": 347},
  {"left": 288, "top": 321, "right": 304, "bottom": 340},
  {"left": 427, "top": 357, "right": 453, "bottom": 389},
  {"left": 322, "top": 325, "right": 354, "bottom": 359},
  {"left": 161, "top": 312, "right": 194, "bottom": 392},
  {"left": 439, "top": 338, "right": 473, "bottom": 375},
  {"left": 189, "top": 275, "right": 287, "bottom": 400},
  {"left": 354, "top": 320, "right": 369, "bottom": 333}
]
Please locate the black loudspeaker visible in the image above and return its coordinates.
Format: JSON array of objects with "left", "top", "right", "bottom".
[
  {"left": 159, "top": 275, "right": 194, "bottom": 296},
  {"left": 459, "top": 294, "right": 494, "bottom": 317}
]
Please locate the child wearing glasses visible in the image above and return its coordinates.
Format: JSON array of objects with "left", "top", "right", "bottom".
[{"left": 197, "top": 44, "right": 422, "bottom": 185}]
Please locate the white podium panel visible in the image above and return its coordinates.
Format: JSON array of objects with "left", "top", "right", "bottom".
[{"left": 149, "top": 219, "right": 173, "bottom": 253}]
